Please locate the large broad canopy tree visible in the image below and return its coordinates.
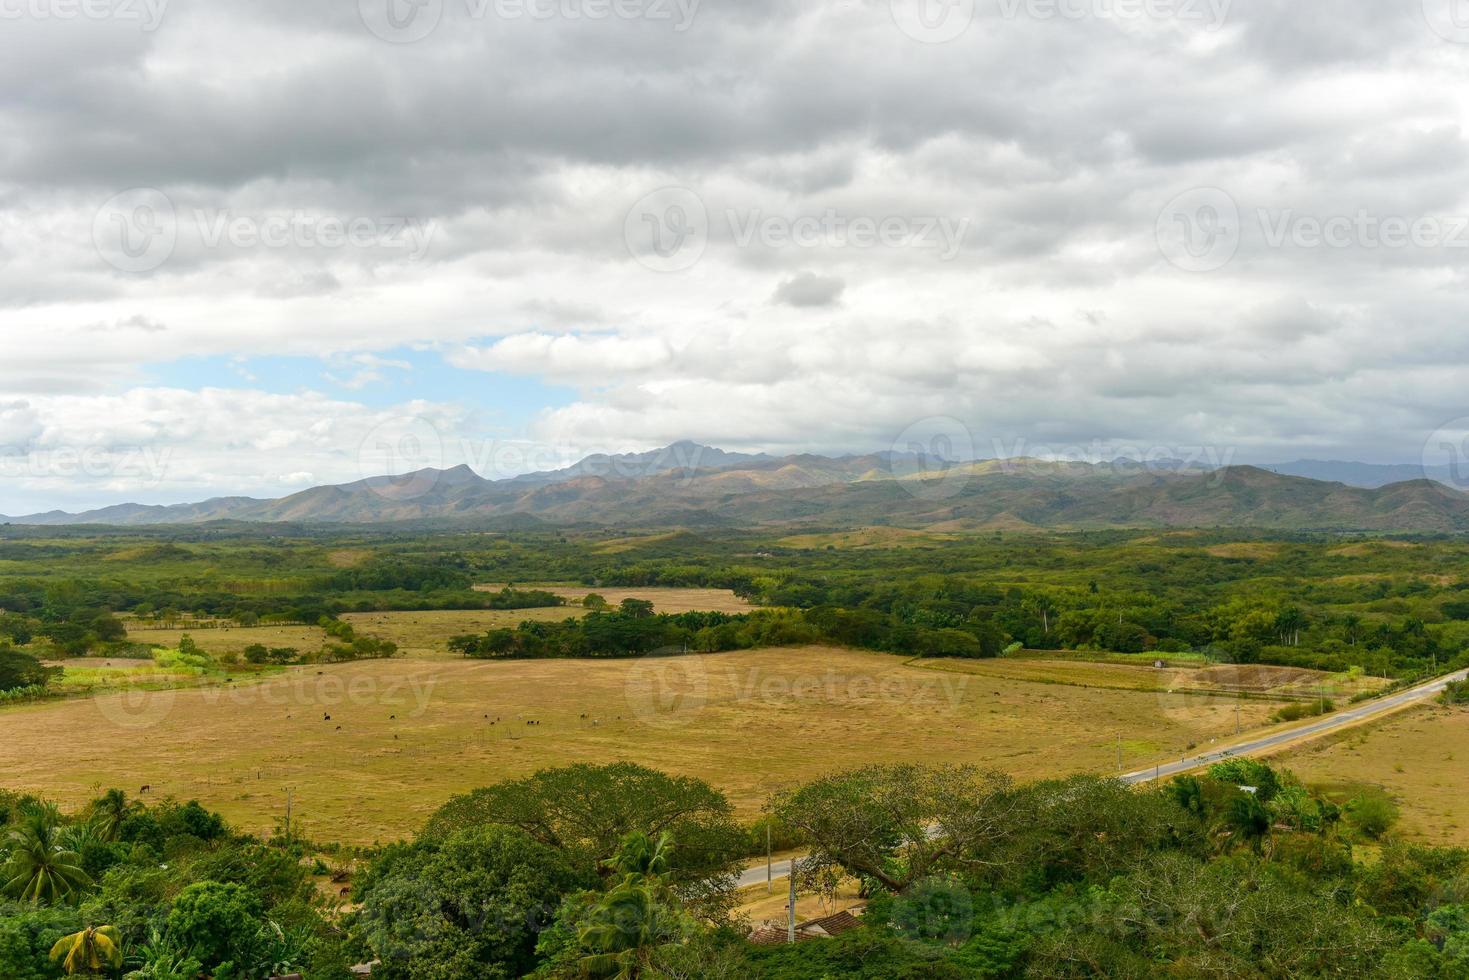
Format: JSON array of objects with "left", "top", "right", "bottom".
[
  {"left": 355, "top": 825, "right": 586, "bottom": 980},
  {"left": 422, "top": 763, "right": 746, "bottom": 905},
  {"left": 770, "top": 764, "right": 1017, "bottom": 894}
]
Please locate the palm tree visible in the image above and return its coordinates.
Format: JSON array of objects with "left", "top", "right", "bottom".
[
  {"left": 49, "top": 925, "right": 122, "bottom": 975},
  {"left": 87, "top": 789, "right": 140, "bottom": 843},
  {"left": 577, "top": 833, "right": 691, "bottom": 979},
  {"left": 2, "top": 814, "right": 92, "bottom": 903}
]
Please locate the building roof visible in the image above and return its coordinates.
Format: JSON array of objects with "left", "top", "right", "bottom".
[{"left": 748, "top": 908, "right": 865, "bottom": 945}]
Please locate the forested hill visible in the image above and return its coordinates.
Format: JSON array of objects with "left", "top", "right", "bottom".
[{"left": 5, "top": 446, "right": 1469, "bottom": 532}]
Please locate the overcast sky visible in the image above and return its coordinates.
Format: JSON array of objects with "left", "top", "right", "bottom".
[{"left": 4, "top": 0, "right": 1469, "bottom": 512}]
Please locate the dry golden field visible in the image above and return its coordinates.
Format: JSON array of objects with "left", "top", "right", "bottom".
[
  {"left": 339, "top": 608, "right": 582, "bottom": 659},
  {"left": 124, "top": 624, "right": 331, "bottom": 656},
  {"left": 0, "top": 647, "right": 1271, "bottom": 844},
  {"left": 1273, "top": 702, "right": 1469, "bottom": 846},
  {"left": 472, "top": 585, "right": 753, "bottom": 614}
]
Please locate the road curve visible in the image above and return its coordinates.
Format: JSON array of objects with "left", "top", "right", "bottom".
[
  {"left": 1122, "top": 668, "right": 1468, "bottom": 785},
  {"left": 737, "top": 669, "right": 1467, "bottom": 888}
]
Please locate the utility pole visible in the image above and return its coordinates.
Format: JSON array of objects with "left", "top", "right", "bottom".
[
  {"left": 787, "top": 858, "right": 798, "bottom": 944},
  {"left": 1236, "top": 703, "right": 1241, "bottom": 735},
  {"left": 767, "top": 825, "right": 772, "bottom": 893},
  {"left": 1116, "top": 734, "right": 1123, "bottom": 772},
  {"left": 284, "top": 788, "right": 292, "bottom": 845}
]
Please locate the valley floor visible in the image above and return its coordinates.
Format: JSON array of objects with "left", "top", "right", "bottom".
[{"left": 0, "top": 646, "right": 1292, "bottom": 844}]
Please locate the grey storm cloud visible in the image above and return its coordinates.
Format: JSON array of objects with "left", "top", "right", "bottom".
[
  {"left": 1, "top": 0, "right": 1469, "bottom": 512},
  {"left": 772, "top": 273, "right": 846, "bottom": 308}
]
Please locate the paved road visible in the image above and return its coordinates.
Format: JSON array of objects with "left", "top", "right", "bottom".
[
  {"left": 737, "top": 669, "right": 1467, "bottom": 887},
  {"left": 738, "top": 857, "right": 796, "bottom": 890},
  {"left": 1122, "top": 668, "right": 1468, "bottom": 785}
]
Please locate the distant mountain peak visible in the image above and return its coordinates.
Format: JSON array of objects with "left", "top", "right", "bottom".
[{"left": 5, "top": 442, "right": 1468, "bottom": 532}]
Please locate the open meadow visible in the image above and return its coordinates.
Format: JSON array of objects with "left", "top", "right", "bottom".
[
  {"left": 339, "top": 607, "right": 582, "bottom": 659},
  {"left": 1273, "top": 701, "right": 1469, "bottom": 846},
  {"left": 472, "top": 584, "right": 753, "bottom": 614},
  {"left": 123, "top": 623, "right": 332, "bottom": 656},
  {"left": 0, "top": 646, "right": 1285, "bottom": 844}
]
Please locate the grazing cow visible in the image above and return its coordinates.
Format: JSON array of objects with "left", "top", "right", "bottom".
[
  {"left": 139, "top": 785, "right": 150, "bottom": 794},
  {"left": 335, "top": 725, "right": 342, "bottom": 731}
]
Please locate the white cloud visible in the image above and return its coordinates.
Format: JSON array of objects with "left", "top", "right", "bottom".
[{"left": 3, "top": 0, "right": 1469, "bottom": 510}]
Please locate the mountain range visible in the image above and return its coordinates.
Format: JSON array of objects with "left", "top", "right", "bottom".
[{"left": 3, "top": 443, "right": 1466, "bottom": 532}]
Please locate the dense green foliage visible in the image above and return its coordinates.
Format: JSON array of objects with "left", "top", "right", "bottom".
[
  {"left": 3, "top": 525, "right": 1469, "bottom": 680},
  {"left": 5, "top": 756, "right": 1468, "bottom": 978},
  {"left": 0, "top": 791, "right": 348, "bottom": 979}
]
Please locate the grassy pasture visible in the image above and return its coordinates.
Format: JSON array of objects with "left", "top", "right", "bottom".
[
  {"left": 340, "top": 608, "right": 583, "bottom": 659},
  {"left": 0, "top": 646, "right": 1276, "bottom": 844},
  {"left": 1274, "top": 702, "right": 1469, "bottom": 846},
  {"left": 472, "top": 584, "right": 753, "bottom": 614},
  {"left": 124, "top": 624, "right": 332, "bottom": 656}
]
